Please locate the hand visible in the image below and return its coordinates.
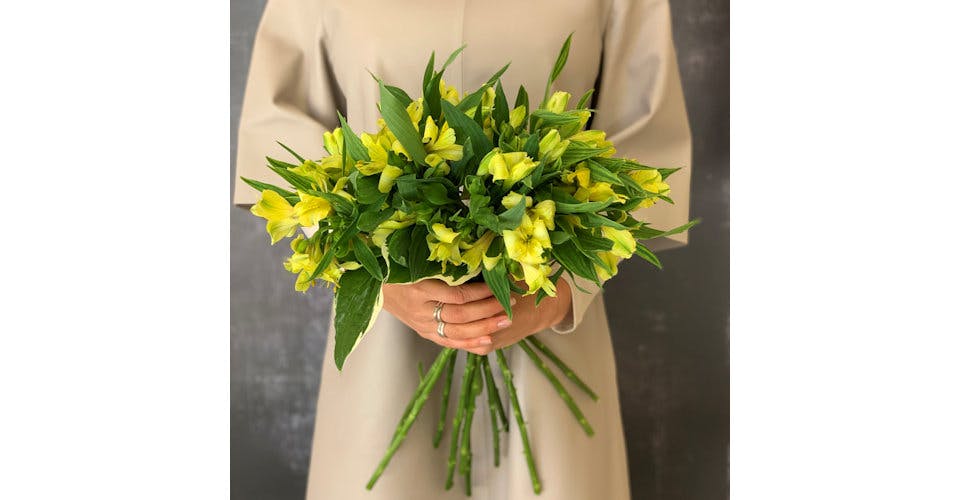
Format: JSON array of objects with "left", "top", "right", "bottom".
[
  {"left": 381, "top": 280, "right": 515, "bottom": 355},
  {"left": 474, "top": 278, "right": 573, "bottom": 355}
]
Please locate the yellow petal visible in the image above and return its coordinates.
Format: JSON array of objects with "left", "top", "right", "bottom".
[
  {"left": 546, "top": 91, "right": 571, "bottom": 114},
  {"left": 265, "top": 218, "right": 299, "bottom": 245},
  {"left": 293, "top": 191, "right": 332, "bottom": 227},
  {"left": 431, "top": 223, "right": 460, "bottom": 244},
  {"left": 533, "top": 200, "right": 556, "bottom": 230},
  {"left": 378, "top": 165, "right": 403, "bottom": 193},
  {"left": 602, "top": 226, "right": 637, "bottom": 258},
  {"left": 250, "top": 189, "right": 294, "bottom": 221},
  {"left": 501, "top": 192, "right": 532, "bottom": 209}
]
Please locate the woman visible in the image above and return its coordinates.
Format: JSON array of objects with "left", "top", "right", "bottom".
[{"left": 233, "top": 0, "right": 692, "bottom": 498}]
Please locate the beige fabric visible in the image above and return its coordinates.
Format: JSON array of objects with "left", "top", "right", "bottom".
[{"left": 235, "top": 0, "right": 691, "bottom": 498}]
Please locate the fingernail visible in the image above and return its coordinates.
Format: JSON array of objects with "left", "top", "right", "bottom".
[
  {"left": 480, "top": 337, "right": 493, "bottom": 345},
  {"left": 509, "top": 297, "right": 517, "bottom": 305},
  {"left": 497, "top": 319, "right": 512, "bottom": 328}
]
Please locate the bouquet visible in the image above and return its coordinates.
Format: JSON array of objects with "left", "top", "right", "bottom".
[{"left": 243, "top": 36, "right": 697, "bottom": 495}]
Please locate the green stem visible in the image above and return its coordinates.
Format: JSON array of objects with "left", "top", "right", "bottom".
[
  {"left": 481, "top": 355, "right": 509, "bottom": 431},
  {"left": 366, "top": 348, "right": 455, "bottom": 490},
  {"left": 480, "top": 357, "right": 502, "bottom": 467},
  {"left": 433, "top": 352, "right": 457, "bottom": 448},
  {"left": 459, "top": 355, "right": 481, "bottom": 496},
  {"left": 445, "top": 352, "right": 478, "bottom": 490},
  {"left": 495, "top": 349, "right": 542, "bottom": 495},
  {"left": 527, "top": 335, "right": 598, "bottom": 401},
  {"left": 519, "top": 339, "right": 594, "bottom": 436}
]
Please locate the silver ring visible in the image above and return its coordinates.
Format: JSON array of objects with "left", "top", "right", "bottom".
[
  {"left": 436, "top": 321, "right": 446, "bottom": 338},
  {"left": 433, "top": 302, "right": 445, "bottom": 323}
]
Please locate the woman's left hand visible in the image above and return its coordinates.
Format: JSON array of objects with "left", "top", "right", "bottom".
[{"left": 468, "top": 278, "right": 572, "bottom": 355}]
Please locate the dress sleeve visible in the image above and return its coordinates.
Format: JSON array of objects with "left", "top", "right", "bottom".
[
  {"left": 233, "top": 0, "right": 340, "bottom": 207},
  {"left": 551, "top": 0, "right": 693, "bottom": 334}
]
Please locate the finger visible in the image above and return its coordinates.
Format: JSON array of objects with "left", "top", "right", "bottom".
[
  {"left": 418, "top": 280, "right": 495, "bottom": 305},
  {"left": 441, "top": 315, "right": 512, "bottom": 341},
  {"left": 464, "top": 345, "right": 494, "bottom": 356},
  {"left": 440, "top": 295, "right": 516, "bottom": 324},
  {"left": 418, "top": 331, "right": 493, "bottom": 351}
]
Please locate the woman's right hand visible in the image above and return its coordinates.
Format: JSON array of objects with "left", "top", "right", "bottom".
[{"left": 381, "top": 280, "right": 514, "bottom": 355}]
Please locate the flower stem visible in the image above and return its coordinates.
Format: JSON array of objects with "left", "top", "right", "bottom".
[
  {"left": 495, "top": 349, "right": 542, "bottom": 495},
  {"left": 481, "top": 355, "right": 509, "bottom": 431},
  {"left": 527, "top": 335, "right": 598, "bottom": 401},
  {"left": 366, "top": 347, "right": 455, "bottom": 490},
  {"left": 519, "top": 339, "right": 594, "bottom": 436},
  {"left": 479, "top": 356, "right": 502, "bottom": 467},
  {"left": 433, "top": 352, "right": 457, "bottom": 448},
  {"left": 459, "top": 355, "right": 481, "bottom": 495},
  {"left": 445, "top": 352, "right": 478, "bottom": 490}
]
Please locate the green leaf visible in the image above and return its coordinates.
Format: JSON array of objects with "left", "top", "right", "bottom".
[
  {"left": 422, "top": 51, "right": 435, "bottom": 95},
  {"left": 408, "top": 224, "right": 431, "bottom": 281},
  {"left": 584, "top": 160, "right": 622, "bottom": 185},
  {"left": 352, "top": 175, "right": 381, "bottom": 205},
  {"left": 440, "top": 45, "right": 466, "bottom": 72},
  {"left": 549, "top": 230, "right": 570, "bottom": 245},
  {"left": 266, "top": 156, "right": 299, "bottom": 170},
  {"left": 358, "top": 202, "right": 393, "bottom": 232},
  {"left": 576, "top": 89, "right": 595, "bottom": 110},
  {"left": 240, "top": 177, "right": 296, "bottom": 199},
  {"left": 497, "top": 197, "right": 527, "bottom": 230},
  {"left": 579, "top": 212, "right": 628, "bottom": 230},
  {"left": 659, "top": 167, "right": 682, "bottom": 180},
  {"left": 333, "top": 269, "right": 382, "bottom": 370},
  {"left": 633, "top": 219, "right": 701, "bottom": 240},
  {"left": 317, "top": 192, "right": 355, "bottom": 217},
  {"left": 515, "top": 85, "right": 530, "bottom": 130},
  {"left": 441, "top": 100, "right": 494, "bottom": 157},
  {"left": 276, "top": 142, "right": 305, "bottom": 163},
  {"left": 380, "top": 81, "right": 427, "bottom": 165},
  {"left": 634, "top": 243, "right": 663, "bottom": 269},
  {"left": 574, "top": 230, "right": 614, "bottom": 252},
  {"left": 561, "top": 143, "right": 612, "bottom": 165},
  {"left": 492, "top": 81, "right": 510, "bottom": 128},
  {"left": 542, "top": 33, "right": 573, "bottom": 106},
  {"left": 551, "top": 240, "right": 599, "bottom": 284},
  {"left": 307, "top": 219, "right": 359, "bottom": 283},
  {"left": 522, "top": 131, "right": 540, "bottom": 158},
  {"left": 338, "top": 112, "right": 370, "bottom": 163},
  {"left": 530, "top": 110, "right": 581, "bottom": 128},
  {"left": 555, "top": 198, "right": 614, "bottom": 214},
  {"left": 481, "top": 258, "right": 513, "bottom": 319},
  {"left": 267, "top": 163, "right": 314, "bottom": 192},
  {"left": 352, "top": 236, "right": 384, "bottom": 281},
  {"left": 386, "top": 262, "right": 411, "bottom": 283},
  {"left": 421, "top": 182, "right": 453, "bottom": 206},
  {"left": 385, "top": 85, "right": 413, "bottom": 105},
  {"left": 387, "top": 225, "right": 413, "bottom": 266}
]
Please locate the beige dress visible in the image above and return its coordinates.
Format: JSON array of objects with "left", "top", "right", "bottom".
[{"left": 233, "top": 0, "right": 692, "bottom": 498}]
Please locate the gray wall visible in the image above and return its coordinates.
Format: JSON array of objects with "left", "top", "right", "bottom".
[{"left": 230, "top": 1, "right": 729, "bottom": 498}]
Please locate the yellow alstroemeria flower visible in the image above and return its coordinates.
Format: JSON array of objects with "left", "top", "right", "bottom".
[
  {"left": 594, "top": 251, "right": 621, "bottom": 282},
  {"left": 378, "top": 165, "right": 404, "bottom": 193},
  {"left": 407, "top": 98, "right": 424, "bottom": 129},
  {"left": 532, "top": 200, "right": 556, "bottom": 230},
  {"left": 539, "top": 129, "right": 570, "bottom": 165},
  {"left": 284, "top": 251, "right": 318, "bottom": 292},
  {"left": 460, "top": 231, "right": 496, "bottom": 272},
  {"left": 318, "top": 258, "right": 362, "bottom": 287},
  {"left": 568, "top": 129, "right": 616, "bottom": 157},
  {"left": 574, "top": 181, "right": 626, "bottom": 203},
  {"left": 371, "top": 210, "right": 415, "bottom": 248},
  {"left": 478, "top": 150, "right": 539, "bottom": 189},
  {"left": 251, "top": 190, "right": 298, "bottom": 244},
  {"left": 628, "top": 168, "right": 671, "bottom": 207},
  {"left": 503, "top": 227, "right": 546, "bottom": 267},
  {"left": 440, "top": 79, "right": 460, "bottom": 104},
  {"left": 355, "top": 131, "right": 391, "bottom": 175},
  {"left": 292, "top": 190, "right": 332, "bottom": 227},
  {"left": 562, "top": 163, "right": 591, "bottom": 188},
  {"left": 421, "top": 116, "right": 463, "bottom": 168},
  {"left": 289, "top": 159, "right": 330, "bottom": 191},
  {"left": 545, "top": 91, "right": 571, "bottom": 114},
  {"left": 427, "top": 223, "right": 465, "bottom": 271},
  {"left": 519, "top": 262, "right": 557, "bottom": 296},
  {"left": 501, "top": 191, "right": 533, "bottom": 209},
  {"left": 509, "top": 105, "right": 526, "bottom": 129},
  {"left": 601, "top": 226, "right": 637, "bottom": 258}
]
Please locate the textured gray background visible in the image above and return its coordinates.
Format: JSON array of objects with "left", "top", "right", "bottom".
[{"left": 231, "top": 1, "right": 729, "bottom": 498}]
